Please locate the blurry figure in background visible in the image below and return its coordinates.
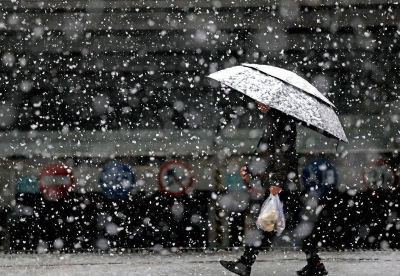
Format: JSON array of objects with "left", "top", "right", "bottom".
[{"left": 220, "top": 101, "right": 328, "bottom": 276}]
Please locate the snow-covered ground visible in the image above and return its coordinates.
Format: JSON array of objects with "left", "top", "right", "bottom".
[{"left": 0, "top": 249, "right": 399, "bottom": 276}]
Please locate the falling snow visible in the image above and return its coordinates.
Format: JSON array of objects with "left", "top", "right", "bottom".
[{"left": 0, "top": 0, "right": 400, "bottom": 275}]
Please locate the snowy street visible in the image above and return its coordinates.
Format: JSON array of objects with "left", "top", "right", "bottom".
[
  {"left": 2, "top": 1, "right": 400, "bottom": 276},
  {"left": 0, "top": 250, "right": 399, "bottom": 276}
]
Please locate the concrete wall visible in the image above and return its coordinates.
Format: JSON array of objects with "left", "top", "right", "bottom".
[{"left": 0, "top": 118, "right": 398, "bottom": 208}]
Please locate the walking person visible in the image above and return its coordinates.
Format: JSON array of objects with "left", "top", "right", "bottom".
[
  {"left": 219, "top": 101, "right": 328, "bottom": 276},
  {"left": 208, "top": 63, "right": 347, "bottom": 276}
]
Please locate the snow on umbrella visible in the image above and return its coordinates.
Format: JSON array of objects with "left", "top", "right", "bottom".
[{"left": 208, "top": 63, "right": 348, "bottom": 143}]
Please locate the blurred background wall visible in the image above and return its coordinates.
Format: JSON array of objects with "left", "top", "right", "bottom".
[{"left": 0, "top": 0, "right": 399, "bottom": 251}]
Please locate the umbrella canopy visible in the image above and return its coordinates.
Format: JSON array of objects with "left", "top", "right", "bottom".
[{"left": 208, "top": 64, "right": 348, "bottom": 143}]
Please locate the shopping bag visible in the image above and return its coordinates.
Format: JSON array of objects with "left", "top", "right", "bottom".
[{"left": 256, "top": 193, "right": 285, "bottom": 233}]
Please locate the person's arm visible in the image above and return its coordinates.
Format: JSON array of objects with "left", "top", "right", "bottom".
[
  {"left": 269, "top": 118, "right": 297, "bottom": 195},
  {"left": 240, "top": 165, "right": 283, "bottom": 195}
]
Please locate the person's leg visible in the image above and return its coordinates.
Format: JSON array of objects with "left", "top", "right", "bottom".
[
  {"left": 240, "top": 230, "right": 273, "bottom": 266},
  {"left": 297, "top": 242, "right": 327, "bottom": 276},
  {"left": 302, "top": 235, "right": 321, "bottom": 266},
  {"left": 240, "top": 244, "right": 260, "bottom": 266},
  {"left": 220, "top": 192, "right": 274, "bottom": 275},
  {"left": 296, "top": 193, "right": 328, "bottom": 275},
  {"left": 220, "top": 245, "right": 256, "bottom": 276},
  {"left": 220, "top": 228, "right": 274, "bottom": 275},
  {"left": 240, "top": 187, "right": 276, "bottom": 265}
]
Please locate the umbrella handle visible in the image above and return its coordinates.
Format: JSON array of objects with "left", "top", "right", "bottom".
[{"left": 253, "top": 130, "right": 266, "bottom": 155}]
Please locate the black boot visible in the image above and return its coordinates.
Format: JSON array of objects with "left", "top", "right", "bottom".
[
  {"left": 297, "top": 262, "right": 328, "bottom": 276},
  {"left": 220, "top": 259, "right": 251, "bottom": 276}
]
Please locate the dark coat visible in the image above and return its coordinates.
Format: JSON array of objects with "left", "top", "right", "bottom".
[{"left": 255, "top": 109, "right": 298, "bottom": 190}]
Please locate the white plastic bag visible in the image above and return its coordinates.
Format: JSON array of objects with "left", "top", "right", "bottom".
[{"left": 256, "top": 194, "right": 285, "bottom": 233}]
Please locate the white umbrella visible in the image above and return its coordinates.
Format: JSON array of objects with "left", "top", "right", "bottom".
[{"left": 208, "top": 63, "right": 348, "bottom": 143}]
